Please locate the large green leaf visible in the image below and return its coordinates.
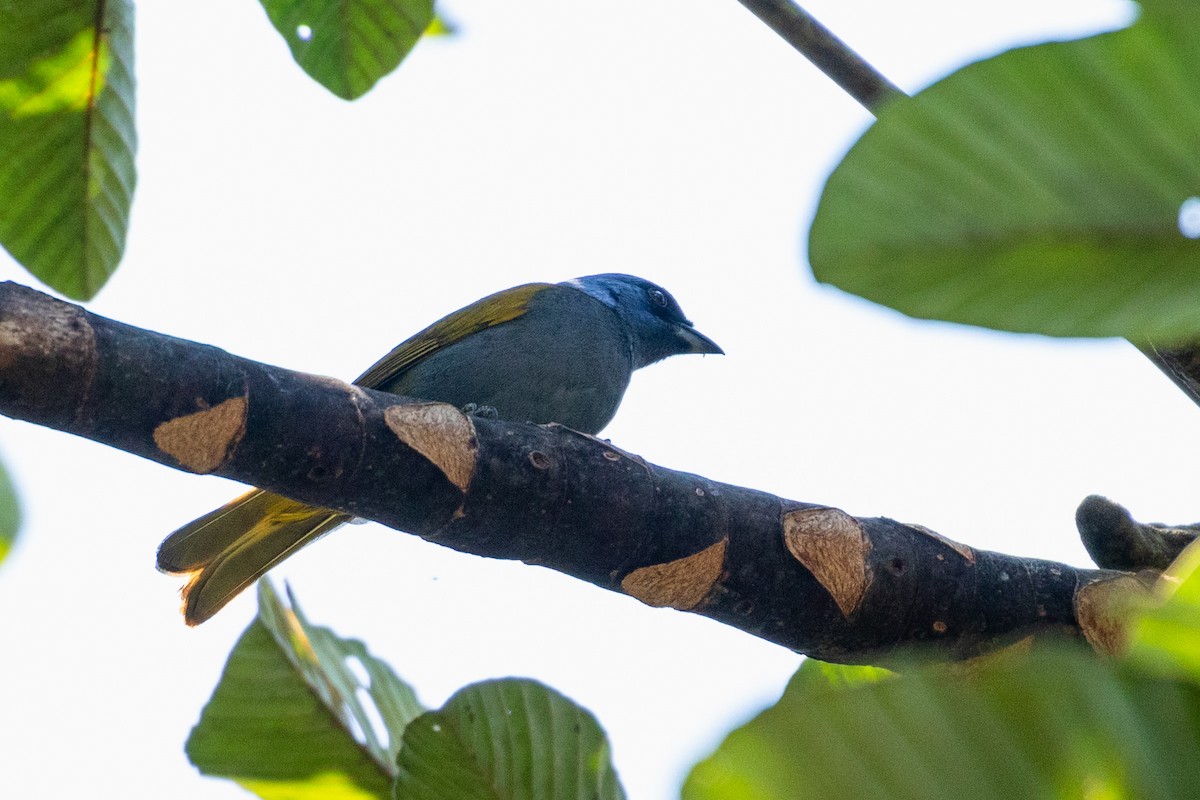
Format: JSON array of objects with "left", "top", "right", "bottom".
[
  {"left": 259, "top": 0, "right": 435, "bottom": 100},
  {"left": 186, "top": 582, "right": 425, "bottom": 800},
  {"left": 395, "top": 678, "right": 626, "bottom": 800},
  {"left": 0, "top": 0, "right": 137, "bottom": 300},
  {"left": 809, "top": 3, "right": 1200, "bottom": 340},
  {"left": 684, "top": 645, "right": 1200, "bottom": 800},
  {"left": 0, "top": 456, "right": 20, "bottom": 567}
]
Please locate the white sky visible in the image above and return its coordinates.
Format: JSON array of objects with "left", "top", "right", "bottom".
[{"left": 0, "top": 1, "right": 1172, "bottom": 798}]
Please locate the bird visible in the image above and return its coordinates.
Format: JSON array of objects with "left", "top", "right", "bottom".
[{"left": 157, "top": 273, "right": 723, "bottom": 625}]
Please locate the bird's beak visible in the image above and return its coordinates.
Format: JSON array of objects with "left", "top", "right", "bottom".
[{"left": 676, "top": 324, "right": 724, "bottom": 356}]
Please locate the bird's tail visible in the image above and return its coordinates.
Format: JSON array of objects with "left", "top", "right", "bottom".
[{"left": 157, "top": 489, "right": 349, "bottom": 625}]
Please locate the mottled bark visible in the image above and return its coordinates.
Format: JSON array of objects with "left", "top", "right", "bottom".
[{"left": 0, "top": 281, "right": 1136, "bottom": 664}]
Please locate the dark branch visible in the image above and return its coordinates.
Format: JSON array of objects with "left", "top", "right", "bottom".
[
  {"left": 1137, "top": 341, "right": 1200, "bottom": 411},
  {"left": 0, "top": 281, "right": 1136, "bottom": 663},
  {"left": 1076, "top": 495, "right": 1199, "bottom": 572},
  {"left": 735, "top": 0, "right": 905, "bottom": 111}
]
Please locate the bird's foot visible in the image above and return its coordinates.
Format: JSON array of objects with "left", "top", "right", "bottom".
[{"left": 460, "top": 402, "right": 499, "bottom": 419}]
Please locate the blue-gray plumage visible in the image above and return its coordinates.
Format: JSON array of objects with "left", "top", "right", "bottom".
[
  {"left": 378, "top": 274, "right": 722, "bottom": 433},
  {"left": 158, "top": 274, "right": 722, "bottom": 624}
]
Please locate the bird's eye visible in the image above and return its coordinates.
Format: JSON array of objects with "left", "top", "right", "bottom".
[{"left": 648, "top": 289, "right": 668, "bottom": 308}]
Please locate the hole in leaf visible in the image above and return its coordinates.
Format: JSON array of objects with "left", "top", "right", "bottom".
[
  {"left": 343, "top": 704, "right": 368, "bottom": 745},
  {"left": 355, "top": 686, "right": 390, "bottom": 749},
  {"left": 1178, "top": 197, "right": 1200, "bottom": 239},
  {"left": 296, "top": 24, "right": 313, "bottom": 41},
  {"left": 344, "top": 655, "right": 371, "bottom": 687}
]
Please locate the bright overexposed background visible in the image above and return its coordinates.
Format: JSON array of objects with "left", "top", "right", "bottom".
[{"left": 2, "top": 1, "right": 1177, "bottom": 798}]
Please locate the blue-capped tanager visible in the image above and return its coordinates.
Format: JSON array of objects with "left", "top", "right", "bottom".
[{"left": 157, "top": 274, "right": 722, "bottom": 624}]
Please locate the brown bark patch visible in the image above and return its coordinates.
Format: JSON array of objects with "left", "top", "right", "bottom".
[
  {"left": 0, "top": 294, "right": 93, "bottom": 368},
  {"left": 1075, "top": 573, "right": 1153, "bottom": 655},
  {"left": 153, "top": 396, "right": 248, "bottom": 473},
  {"left": 784, "top": 507, "right": 870, "bottom": 617},
  {"left": 384, "top": 402, "right": 477, "bottom": 493},
  {"left": 909, "top": 523, "right": 976, "bottom": 563},
  {"left": 621, "top": 538, "right": 727, "bottom": 610}
]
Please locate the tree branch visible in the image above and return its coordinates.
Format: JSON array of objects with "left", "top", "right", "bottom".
[
  {"left": 734, "top": 0, "right": 904, "bottom": 111},
  {"left": 0, "top": 282, "right": 1141, "bottom": 662},
  {"left": 1137, "top": 341, "right": 1200, "bottom": 411}
]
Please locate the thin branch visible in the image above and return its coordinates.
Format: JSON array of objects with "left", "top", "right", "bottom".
[
  {"left": 738, "top": 2, "right": 1200, "bottom": 415},
  {"left": 0, "top": 281, "right": 1141, "bottom": 663},
  {"left": 735, "top": 0, "right": 905, "bottom": 111}
]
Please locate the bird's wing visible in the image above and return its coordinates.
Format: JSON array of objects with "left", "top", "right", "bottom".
[{"left": 353, "top": 282, "right": 555, "bottom": 389}]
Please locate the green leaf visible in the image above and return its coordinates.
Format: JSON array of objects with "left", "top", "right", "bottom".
[
  {"left": 790, "top": 657, "right": 893, "bottom": 692},
  {"left": 0, "top": 0, "right": 137, "bottom": 300},
  {"left": 425, "top": 15, "right": 457, "bottom": 37},
  {"left": 395, "top": 678, "right": 626, "bottom": 800},
  {"left": 809, "top": 5, "right": 1200, "bottom": 340},
  {"left": 187, "top": 581, "right": 426, "bottom": 800},
  {"left": 1129, "top": 542, "right": 1200, "bottom": 681},
  {"left": 684, "top": 645, "right": 1200, "bottom": 800},
  {"left": 259, "top": 0, "right": 435, "bottom": 100},
  {"left": 0, "top": 455, "right": 20, "bottom": 567}
]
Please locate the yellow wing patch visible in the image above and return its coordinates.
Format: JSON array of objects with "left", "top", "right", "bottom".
[{"left": 353, "top": 282, "right": 552, "bottom": 389}]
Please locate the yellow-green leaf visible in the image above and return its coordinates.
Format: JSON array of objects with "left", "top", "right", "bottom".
[
  {"left": 0, "top": 0, "right": 137, "bottom": 300},
  {"left": 0, "top": 456, "right": 20, "bottom": 567},
  {"left": 186, "top": 582, "right": 425, "bottom": 800},
  {"left": 1129, "top": 541, "right": 1200, "bottom": 680}
]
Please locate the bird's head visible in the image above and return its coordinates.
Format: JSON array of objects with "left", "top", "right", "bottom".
[{"left": 565, "top": 274, "right": 723, "bottom": 368}]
